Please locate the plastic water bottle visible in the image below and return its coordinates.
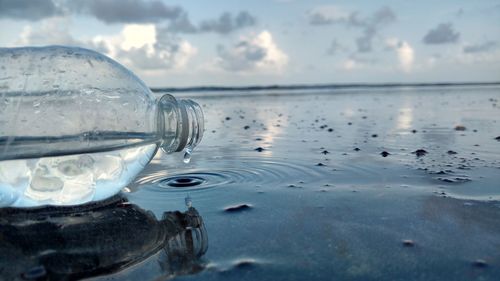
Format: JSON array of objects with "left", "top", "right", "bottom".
[{"left": 0, "top": 46, "right": 204, "bottom": 207}]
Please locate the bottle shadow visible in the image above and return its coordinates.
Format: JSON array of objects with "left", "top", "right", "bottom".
[{"left": 0, "top": 194, "right": 208, "bottom": 280}]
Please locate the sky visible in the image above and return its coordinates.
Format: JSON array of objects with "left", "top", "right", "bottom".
[{"left": 0, "top": 0, "right": 499, "bottom": 87}]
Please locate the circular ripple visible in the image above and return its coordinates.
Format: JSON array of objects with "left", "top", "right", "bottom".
[
  {"left": 157, "top": 172, "right": 231, "bottom": 191},
  {"left": 160, "top": 176, "right": 205, "bottom": 188},
  {"left": 133, "top": 157, "right": 325, "bottom": 193}
]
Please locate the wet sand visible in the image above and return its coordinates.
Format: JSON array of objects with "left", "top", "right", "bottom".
[{"left": 120, "top": 85, "right": 500, "bottom": 280}]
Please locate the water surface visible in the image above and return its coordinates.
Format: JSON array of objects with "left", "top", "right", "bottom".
[
  {"left": 4, "top": 85, "right": 500, "bottom": 280},
  {"left": 131, "top": 85, "right": 500, "bottom": 280}
]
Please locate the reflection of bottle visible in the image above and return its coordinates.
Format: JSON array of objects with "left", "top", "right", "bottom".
[
  {"left": 0, "top": 195, "right": 208, "bottom": 280},
  {"left": 0, "top": 46, "right": 204, "bottom": 207}
]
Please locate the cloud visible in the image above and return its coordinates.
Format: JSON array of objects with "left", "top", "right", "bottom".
[
  {"left": 167, "top": 12, "right": 198, "bottom": 33},
  {"left": 386, "top": 38, "right": 415, "bottom": 72},
  {"left": 16, "top": 17, "right": 78, "bottom": 46},
  {"left": 309, "top": 6, "right": 396, "bottom": 53},
  {"left": 168, "top": 11, "right": 256, "bottom": 34},
  {"left": 0, "top": 0, "right": 59, "bottom": 20},
  {"left": 215, "top": 30, "right": 288, "bottom": 73},
  {"left": 69, "top": 0, "right": 182, "bottom": 24},
  {"left": 94, "top": 24, "right": 196, "bottom": 70},
  {"left": 326, "top": 39, "right": 347, "bottom": 55},
  {"left": 422, "top": 23, "right": 460, "bottom": 44},
  {"left": 463, "top": 41, "right": 498, "bottom": 53},
  {"left": 308, "top": 6, "right": 350, "bottom": 25},
  {"left": 342, "top": 59, "right": 357, "bottom": 70},
  {"left": 201, "top": 11, "right": 256, "bottom": 34},
  {"left": 15, "top": 18, "right": 195, "bottom": 71},
  {"left": 15, "top": 16, "right": 109, "bottom": 54}
]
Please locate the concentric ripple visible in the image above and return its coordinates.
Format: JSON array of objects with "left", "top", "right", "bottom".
[{"left": 133, "top": 157, "right": 326, "bottom": 193}]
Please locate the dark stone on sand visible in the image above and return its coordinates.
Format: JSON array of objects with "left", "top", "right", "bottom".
[
  {"left": 347, "top": 122, "right": 352, "bottom": 125},
  {"left": 454, "top": 125, "right": 466, "bottom": 131},
  {"left": 353, "top": 147, "right": 361, "bottom": 151},
  {"left": 321, "top": 150, "right": 329, "bottom": 155},
  {"left": 402, "top": 240, "right": 415, "bottom": 247},
  {"left": 327, "top": 128, "right": 334, "bottom": 132},
  {"left": 411, "top": 129, "right": 417, "bottom": 133},
  {"left": 495, "top": 136, "right": 500, "bottom": 141},
  {"left": 447, "top": 150, "right": 458, "bottom": 155},
  {"left": 225, "top": 117, "right": 231, "bottom": 120},
  {"left": 371, "top": 134, "right": 378, "bottom": 138},
  {"left": 255, "top": 137, "right": 262, "bottom": 141},
  {"left": 224, "top": 204, "right": 252, "bottom": 213},
  {"left": 412, "top": 149, "right": 428, "bottom": 157},
  {"left": 243, "top": 125, "right": 250, "bottom": 130},
  {"left": 254, "top": 147, "right": 264, "bottom": 152},
  {"left": 316, "top": 163, "right": 326, "bottom": 166},
  {"left": 380, "top": 151, "right": 390, "bottom": 157}
]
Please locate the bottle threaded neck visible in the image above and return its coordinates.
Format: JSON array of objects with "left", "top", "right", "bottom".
[{"left": 157, "top": 94, "right": 204, "bottom": 155}]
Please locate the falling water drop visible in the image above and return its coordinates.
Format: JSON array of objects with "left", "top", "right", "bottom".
[
  {"left": 185, "top": 194, "right": 192, "bottom": 208},
  {"left": 183, "top": 148, "right": 192, "bottom": 164}
]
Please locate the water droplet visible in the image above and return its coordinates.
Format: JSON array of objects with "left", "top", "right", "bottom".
[
  {"left": 185, "top": 194, "right": 192, "bottom": 207},
  {"left": 183, "top": 148, "right": 192, "bottom": 163}
]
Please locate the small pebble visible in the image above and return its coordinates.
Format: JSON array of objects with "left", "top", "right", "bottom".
[
  {"left": 495, "top": 136, "right": 500, "bottom": 141},
  {"left": 472, "top": 259, "right": 488, "bottom": 268},
  {"left": 412, "top": 149, "right": 428, "bottom": 157},
  {"left": 380, "top": 151, "right": 390, "bottom": 157},
  {"left": 327, "top": 128, "right": 334, "bottom": 132},
  {"left": 321, "top": 150, "right": 329, "bottom": 155},
  {"left": 243, "top": 125, "right": 250, "bottom": 130},
  {"left": 402, "top": 240, "right": 415, "bottom": 247},
  {"left": 224, "top": 204, "right": 252, "bottom": 213},
  {"left": 254, "top": 147, "right": 264, "bottom": 152},
  {"left": 454, "top": 125, "right": 466, "bottom": 131},
  {"left": 316, "top": 162, "right": 326, "bottom": 166},
  {"left": 447, "top": 150, "right": 457, "bottom": 155},
  {"left": 225, "top": 117, "right": 231, "bottom": 120},
  {"left": 371, "top": 134, "right": 378, "bottom": 138},
  {"left": 411, "top": 129, "right": 417, "bottom": 133},
  {"left": 353, "top": 147, "right": 361, "bottom": 151}
]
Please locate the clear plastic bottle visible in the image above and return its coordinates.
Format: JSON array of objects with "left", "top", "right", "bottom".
[{"left": 0, "top": 46, "right": 204, "bottom": 207}]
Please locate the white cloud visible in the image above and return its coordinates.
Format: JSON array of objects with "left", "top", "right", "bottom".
[
  {"left": 14, "top": 18, "right": 197, "bottom": 77},
  {"left": 386, "top": 38, "right": 414, "bottom": 72},
  {"left": 308, "top": 5, "right": 350, "bottom": 25},
  {"left": 216, "top": 30, "right": 288, "bottom": 73},
  {"left": 342, "top": 59, "right": 357, "bottom": 70},
  {"left": 92, "top": 24, "right": 197, "bottom": 71},
  {"left": 16, "top": 16, "right": 80, "bottom": 46}
]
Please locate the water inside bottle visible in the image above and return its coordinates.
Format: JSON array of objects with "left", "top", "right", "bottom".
[{"left": 0, "top": 143, "right": 157, "bottom": 207}]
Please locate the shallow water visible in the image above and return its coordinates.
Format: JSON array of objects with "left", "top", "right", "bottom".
[{"left": 2, "top": 85, "right": 500, "bottom": 280}]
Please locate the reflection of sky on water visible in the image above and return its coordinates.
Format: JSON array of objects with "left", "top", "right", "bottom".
[{"left": 396, "top": 107, "right": 413, "bottom": 131}]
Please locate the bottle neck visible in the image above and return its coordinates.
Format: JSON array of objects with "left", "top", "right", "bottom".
[{"left": 157, "top": 94, "right": 204, "bottom": 155}]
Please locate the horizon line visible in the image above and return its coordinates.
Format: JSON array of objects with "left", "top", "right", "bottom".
[{"left": 151, "top": 81, "right": 500, "bottom": 93}]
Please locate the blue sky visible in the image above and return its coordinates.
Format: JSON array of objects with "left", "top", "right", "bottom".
[{"left": 1, "top": 0, "right": 499, "bottom": 87}]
